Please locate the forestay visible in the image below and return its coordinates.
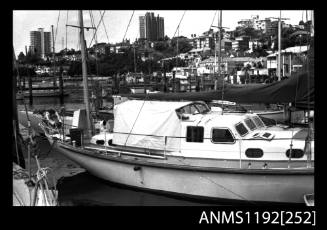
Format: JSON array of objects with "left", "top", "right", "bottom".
[{"left": 113, "top": 100, "right": 191, "bottom": 151}]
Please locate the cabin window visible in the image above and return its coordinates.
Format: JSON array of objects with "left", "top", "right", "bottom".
[
  {"left": 235, "top": 122, "right": 248, "bottom": 136},
  {"left": 245, "top": 148, "right": 263, "bottom": 158},
  {"left": 286, "top": 149, "right": 304, "bottom": 158},
  {"left": 186, "top": 126, "right": 204, "bottom": 142},
  {"left": 244, "top": 118, "right": 257, "bottom": 131},
  {"left": 183, "top": 105, "right": 198, "bottom": 114},
  {"left": 194, "top": 103, "right": 210, "bottom": 114},
  {"left": 212, "top": 128, "right": 235, "bottom": 143},
  {"left": 252, "top": 116, "right": 265, "bottom": 128}
]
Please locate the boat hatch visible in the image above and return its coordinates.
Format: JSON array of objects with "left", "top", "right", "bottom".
[{"left": 252, "top": 132, "right": 275, "bottom": 140}]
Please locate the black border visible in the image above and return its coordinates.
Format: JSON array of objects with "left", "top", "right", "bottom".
[{"left": 6, "top": 4, "right": 324, "bottom": 229}]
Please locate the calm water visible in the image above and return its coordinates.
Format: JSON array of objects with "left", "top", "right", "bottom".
[
  {"left": 17, "top": 90, "right": 112, "bottom": 111},
  {"left": 57, "top": 172, "right": 219, "bottom": 206}
]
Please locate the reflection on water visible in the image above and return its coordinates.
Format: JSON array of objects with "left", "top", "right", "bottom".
[
  {"left": 17, "top": 91, "right": 112, "bottom": 112},
  {"left": 57, "top": 172, "right": 219, "bottom": 206}
]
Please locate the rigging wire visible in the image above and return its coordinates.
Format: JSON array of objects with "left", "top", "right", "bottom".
[
  {"left": 88, "top": 11, "right": 106, "bottom": 48},
  {"left": 172, "top": 11, "right": 186, "bottom": 39},
  {"left": 201, "top": 11, "right": 218, "bottom": 55},
  {"left": 88, "top": 10, "right": 101, "bottom": 113},
  {"left": 54, "top": 11, "right": 61, "bottom": 47},
  {"left": 122, "top": 10, "right": 135, "bottom": 42},
  {"left": 99, "top": 10, "right": 110, "bottom": 43},
  {"left": 65, "top": 11, "right": 69, "bottom": 52},
  {"left": 173, "top": 156, "right": 257, "bottom": 204}
]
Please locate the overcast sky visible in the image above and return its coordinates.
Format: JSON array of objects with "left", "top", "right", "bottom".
[{"left": 13, "top": 10, "right": 313, "bottom": 56}]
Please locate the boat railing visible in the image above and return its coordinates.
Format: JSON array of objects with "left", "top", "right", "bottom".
[{"left": 41, "top": 121, "right": 313, "bottom": 169}]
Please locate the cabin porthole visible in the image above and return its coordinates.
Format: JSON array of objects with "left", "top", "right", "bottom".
[
  {"left": 108, "top": 139, "right": 113, "bottom": 146},
  {"left": 286, "top": 149, "right": 304, "bottom": 158},
  {"left": 96, "top": 140, "right": 105, "bottom": 145},
  {"left": 245, "top": 148, "right": 263, "bottom": 158}
]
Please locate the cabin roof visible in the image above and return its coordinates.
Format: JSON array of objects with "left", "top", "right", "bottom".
[{"left": 186, "top": 113, "right": 249, "bottom": 129}]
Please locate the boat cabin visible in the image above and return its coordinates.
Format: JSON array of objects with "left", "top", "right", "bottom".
[{"left": 109, "top": 100, "right": 313, "bottom": 163}]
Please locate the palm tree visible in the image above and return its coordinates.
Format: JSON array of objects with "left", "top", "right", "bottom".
[{"left": 242, "top": 63, "right": 252, "bottom": 84}]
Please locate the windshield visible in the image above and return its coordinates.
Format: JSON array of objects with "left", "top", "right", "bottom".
[
  {"left": 244, "top": 118, "right": 257, "bottom": 131},
  {"left": 252, "top": 116, "right": 265, "bottom": 128},
  {"left": 177, "top": 103, "right": 210, "bottom": 115},
  {"left": 194, "top": 103, "right": 210, "bottom": 114}
]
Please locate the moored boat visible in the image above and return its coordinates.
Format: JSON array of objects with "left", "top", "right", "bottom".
[{"left": 40, "top": 99, "right": 314, "bottom": 204}]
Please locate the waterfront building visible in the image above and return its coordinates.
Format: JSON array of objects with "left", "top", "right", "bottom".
[
  {"left": 232, "top": 36, "right": 250, "bottom": 51},
  {"left": 30, "top": 28, "right": 51, "bottom": 59},
  {"left": 266, "top": 46, "right": 308, "bottom": 77}
]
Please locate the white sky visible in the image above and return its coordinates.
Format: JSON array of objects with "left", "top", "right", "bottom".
[{"left": 13, "top": 10, "right": 313, "bottom": 56}]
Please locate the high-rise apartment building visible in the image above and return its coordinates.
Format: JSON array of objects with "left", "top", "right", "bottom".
[
  {"left": 157, "top": 16, "right": 164, "bottom": 40},
  {"left": 139, "top": 12, "right": 165, "bottom": 41},
  {"left": 30, "top": 28, "right": 51, "bottom": 58},
  {"left": 139, "top": 16, "right": 146, "bottom": 39}
]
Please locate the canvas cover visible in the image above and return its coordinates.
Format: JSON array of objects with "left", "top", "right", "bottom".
[
  {"left": 113, "top": 100, "right": 191, "bottom": 151},
  {"left": 120, "top": 72, "right": 314, "bottom": 109}
]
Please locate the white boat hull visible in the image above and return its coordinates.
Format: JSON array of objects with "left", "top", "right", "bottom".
[{"left": 52, "top": 140, "right": 313, "bottom": 204}]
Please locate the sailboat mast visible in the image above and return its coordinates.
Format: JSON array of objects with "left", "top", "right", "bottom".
[
  {"left": 133, "top": 44, "right": 136, "bottom": 73},
  {"left": 278, "top": 10, "right": 282, "bottom": 81},
  {"left": 78, "top": 10, "right": 93, "bottom": 137},
  {"left": 218, "top": 10, "right": 222, "bottom": 84}
]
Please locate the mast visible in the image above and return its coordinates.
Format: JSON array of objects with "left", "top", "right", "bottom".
[
  {"left": 272, "top": 12, "right": 288, "bottom": 81},
  {"left": 51, "top": 25, "right": 57, "bottom": 88},
  {"left": 78, "top": 10, "right": 93, "bottom": 137},
  {"left": 277, "top": 11, "right": 282, "bottom": 81},
  {"left": 213, "top": 10, "right": 222, "bottom": 90},
  {"left": 133, "top": 44, "right": 136, "bottom": 73},
  {"left": 218, "top": 10, "right": 222, "bottom": 87}
]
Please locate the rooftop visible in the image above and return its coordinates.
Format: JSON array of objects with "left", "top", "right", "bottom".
[{"left": 267, "top": 46, "right": 309, "bottom": 57}]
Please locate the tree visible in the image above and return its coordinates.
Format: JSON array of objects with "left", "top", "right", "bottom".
[
  {"left": 242, "top": 64, "right": 252, "bottom": 84},
  {"left": 17, "top": 52, "right": 25, "bottom": 63},
  {"left": 170, "top": 37, "right": 193, "bottom": 54},
  {"left": 272, "top": 27, "right": 309, "bottom": 50},
  {"left": 153, "top": 41, "right": 169, "bottom": 52},
  {"left": 25, "top": 52, "right": 43, "bottom": 65}
]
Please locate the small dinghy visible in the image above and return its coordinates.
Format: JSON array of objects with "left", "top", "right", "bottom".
[{"left": 304, "top": 193, "right": 314, "bottom": 206}]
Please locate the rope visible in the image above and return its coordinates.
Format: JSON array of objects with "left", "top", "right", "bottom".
[
  {"left": 13, "top": 190, "right": 25, "bottom": 206},
  {"left": 88, "top": 10, "right": 101, "bottom": 114},
  {"left": 173, "top": 156, "right": 257, "bottom": 204},
  {"left": 13, "top": 120, "right": 21, "bottom": 167},
  {"left": 54, "top": 11, "right": 61, "bottom": 46},
  {"left": 88, "top": 11, "right": 106, "bottom": 48},
  {"left": 172, "top": 11, "right": 186, "bottom": 39},
  {"left": 99, "top": 10, "right": 110, "bottom": 43},
  {"left": 122, "top": 11, "right": 135, "bottom": 42},
  {"left": 202, "top": 10, "right": 218, "bottom": 58},
  {"left": 123, "top": 99, "right": 146, "bottom": 146}
]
